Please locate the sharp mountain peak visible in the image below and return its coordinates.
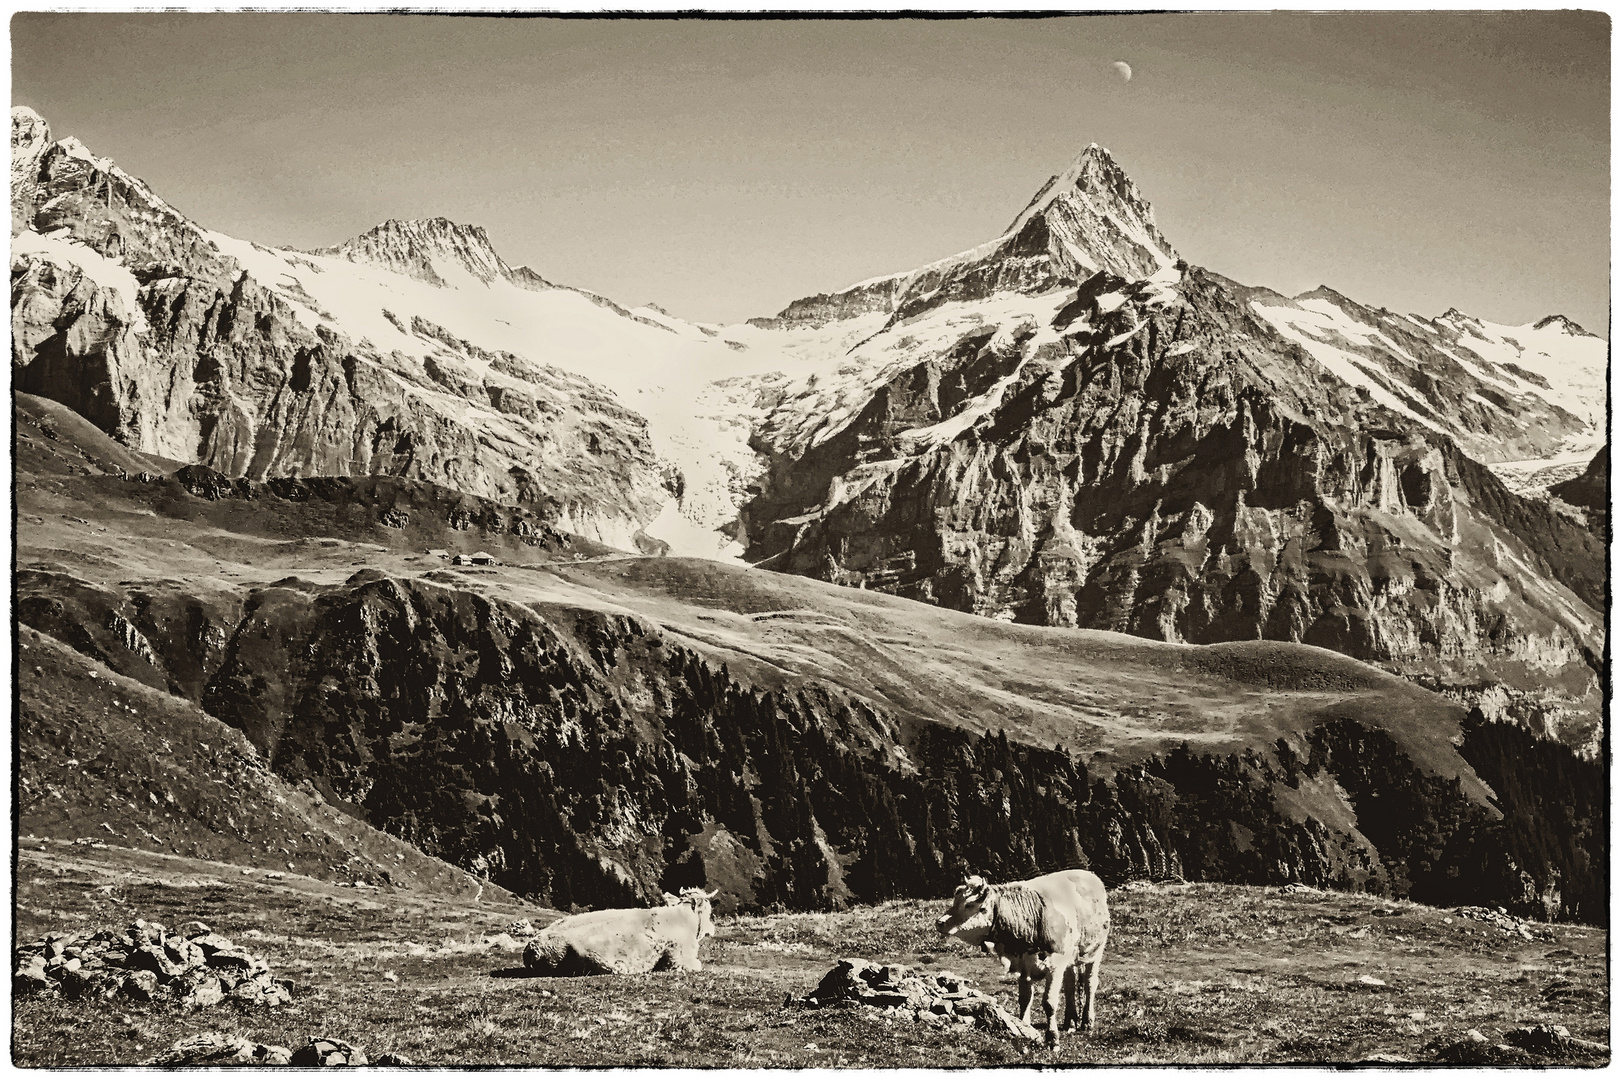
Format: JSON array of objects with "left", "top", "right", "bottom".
[
  {"left": 312, "top": 216, "right": 511, "bottom": 287},
  {"left": 1533, "top": 313, "right": 1595, "bottom": 337}
]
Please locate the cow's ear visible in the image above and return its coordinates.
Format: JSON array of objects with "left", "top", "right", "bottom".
[{"left": 662, "top": 892, "right": 679, "bottom": 905}]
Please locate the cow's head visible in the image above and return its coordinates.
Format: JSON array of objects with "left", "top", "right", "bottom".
[
  {"left": 936, "top": 874, "right": 995, "bottom": 946},
  {"left": 663, "top": 887, "right": 720, "bottom": 940}
]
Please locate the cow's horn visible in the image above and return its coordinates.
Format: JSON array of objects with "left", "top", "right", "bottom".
[{"left": 704, "top": 889, "right": 719, "bottom": 899}]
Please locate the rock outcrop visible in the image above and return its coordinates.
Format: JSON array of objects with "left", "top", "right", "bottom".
[{"left": 1549, "top": 446, "right": 1607, "bottom": 538}]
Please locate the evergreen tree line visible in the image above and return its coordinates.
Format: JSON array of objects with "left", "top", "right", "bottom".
[{"left": 191, "top": 577, "right": 1604, "bottom": 923}]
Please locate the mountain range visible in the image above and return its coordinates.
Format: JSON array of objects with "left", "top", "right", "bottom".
[
  {"left": 10, "top": 105, "right": 1608, "bottom": 919},
  {"left": 13, "top": 106, "right": 1604, "bottom": 750}
]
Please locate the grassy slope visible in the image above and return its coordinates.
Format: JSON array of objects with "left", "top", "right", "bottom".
[
  {"left": 11, "top": 845, "right": 1606, "bottom": 1066},
  {"left": 15, "top": 394, "right": 1481, "bottom": 796},
  {"left": 16, "top": 625, "right": 515, "bottom": 903}
]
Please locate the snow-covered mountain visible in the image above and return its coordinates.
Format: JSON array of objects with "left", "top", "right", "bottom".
[
  {"left": 716, "top": 148, "right": 1605, "bottom": 752},
  {"left": 10, "top": 105, "right": 1607, "bottom": 748}
]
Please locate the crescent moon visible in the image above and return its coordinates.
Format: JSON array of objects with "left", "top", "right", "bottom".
[{"left": 1112, "top": 61, "right": 1132, "bottom": 82}]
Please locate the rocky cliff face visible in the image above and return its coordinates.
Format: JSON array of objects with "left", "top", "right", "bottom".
[
  {"left": 741, "top": 258, "right": 1605, "bottom": 753},
  {"left": 1549, "top": 446, "right": 1608, "bottom": 539},
  {"left": 9, "top": 108, "right": 671, "bottom": 547}
]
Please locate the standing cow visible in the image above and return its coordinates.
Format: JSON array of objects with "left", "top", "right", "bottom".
[
  {"left": 936, "top": 869, "right": 1110, "bottom": 1045},
  {"left": 522, "top": 888, "right": 719, "bottom": 976}
]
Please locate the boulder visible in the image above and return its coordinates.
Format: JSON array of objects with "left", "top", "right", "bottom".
[
  {"left": 1432, "top": 1030, "right": 1534, "bottom": 1065},
  {"left": 121, "top": 970, "right": 159, "bottom": 1001},
  {"left": 14, "top": 954, "right": 49, "bottom": 995},
  {"left": 189, "top": 933, "right": 237, "bottom": 956},
  {"left": 1502, "top": 1024, "right": 1608, "bottom": 1059},
  {"left": 16, "top": 918, "right": 282, "bottom": 1010},
  {"left": 291, "top": 1037, "right": 370, "bottom": 1066},
  {"left": 173, "top": 465, "right": 238, "bottom": 501},
  {"left": 178, "top": 973, "right": 225, "bottom": 1009}
]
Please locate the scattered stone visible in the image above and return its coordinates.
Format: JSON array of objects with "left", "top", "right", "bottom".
[
  {"left": 508, "top": 918, "right": 537, "bottom": 938},
  {"left": 373, "top": 1052, "right": 415, "bottom": 1066},
  {"left": 798, "top": 958, "right": 1042, "bottom": 1043},
  {"left": 147, "top": 1032, "right": 294, "bottom": 1066},
  {"left": 1282, "top": 883, "right": 1319, "bottom": 895},
  {"left": 179, "top": 974, "right": 224, "bottom": 1009},
  {"left": 1430, "top": 1029, "right": 1534, "bottom": 1064},
  {"left": 1356, "top": 974, "right": 1387, "bottom": 987},
  {"left": 291, "top": 1037, "right": 370, "bottom": 1066}
]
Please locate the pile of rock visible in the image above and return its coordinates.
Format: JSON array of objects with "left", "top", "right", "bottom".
[
  {"left": 798, "top": 958, "right": 1042, "bottom": 1042},
  {"left": 13, "top": 919, "right": 290, "bottom": 1008},
  {"left": 1453, "top": 906, "right": 1551, "bottom": 942}
]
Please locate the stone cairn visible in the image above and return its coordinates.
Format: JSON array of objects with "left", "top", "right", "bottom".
[
  {"left": 797, "top": 958, "right": 1042, "bottom": 1043},
  {"left": 1453, "top": 906, "right": 1552, "bottom": 943},
  {"left": 13, "top": 919, "right": 290, "bottom": 1008}
]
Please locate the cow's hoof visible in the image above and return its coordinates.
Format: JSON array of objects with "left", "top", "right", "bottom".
[{"left": 1044, "top": 1031, "right": 1059, "bottom": 1049}]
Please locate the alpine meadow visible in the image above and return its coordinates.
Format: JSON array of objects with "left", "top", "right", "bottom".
[{"left": 9, "top": 11, "right": 1610, "bottom": 1067}]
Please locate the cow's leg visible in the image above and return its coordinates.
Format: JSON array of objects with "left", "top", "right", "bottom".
[
  {"left": 1061, "top": 964, "right": 1080, "bottom": 1031},
  {"left": 1017, "top": 974, "right": 1034, "bottom": 1024},
  {"left": 1042, "top": 970, "right": 1064, "bottom": 1046},
  {"left": 1080, "top": 933, "right": 1108, "bottom": 1031}
]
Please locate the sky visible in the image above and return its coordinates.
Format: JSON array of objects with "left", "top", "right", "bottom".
[{"left": 10, "top": 12, "right": 1611, "bottom": 330}]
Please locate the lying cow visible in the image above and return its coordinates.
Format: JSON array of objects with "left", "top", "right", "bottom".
[
  {"left": 936, "top": 869, "right": 1110, "bottom": 1044},
  {"left": 522, "top": 888, "right": 719, "bottom": 976}
]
